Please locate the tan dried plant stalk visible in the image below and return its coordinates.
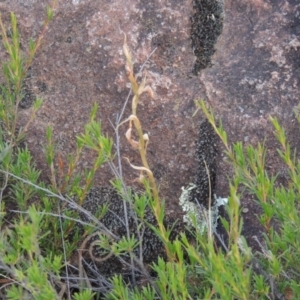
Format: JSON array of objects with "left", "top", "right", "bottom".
[{"left": 122, "top": 36, "right": 174, "bottom": 260}]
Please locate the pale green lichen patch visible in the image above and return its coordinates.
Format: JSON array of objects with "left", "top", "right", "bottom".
[{"left": 179, "top": 183, "right": 227, "bottom": 234}]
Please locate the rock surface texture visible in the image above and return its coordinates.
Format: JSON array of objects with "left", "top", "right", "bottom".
[{"left": 0, "top": 0, "right": 299, "bottom": 266}]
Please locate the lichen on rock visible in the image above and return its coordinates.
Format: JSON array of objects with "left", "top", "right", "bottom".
[
  {"left": 178, "top": 118, "right": 224, "bottom": 233},
  {"left": 191, "top": 0, "right": 224, "bottom": 74},
  {"left": 179, "top": 183, "right": 227, "bottom": 234},
  {"left": 189, "top": 119, "right": 219, "bottom": 206}
]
